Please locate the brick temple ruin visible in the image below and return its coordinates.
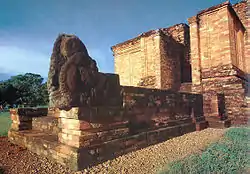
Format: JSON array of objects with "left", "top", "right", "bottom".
[
  {"left": 112, "top": 1, "right": 250, "bottom": 126},
  {"left": 8, "top": 1, "right": 249, "bottom": 171}
]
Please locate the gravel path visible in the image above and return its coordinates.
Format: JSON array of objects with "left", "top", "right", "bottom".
[
  {"left": 0, "top": 128, "right": 225, "bottom": 174},
  {"left": 0, "top": 137, "right": 72, "bottom": 174}
]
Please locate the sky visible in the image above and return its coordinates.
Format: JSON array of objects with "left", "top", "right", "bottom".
[{"left": 0, "top": 0, "right": 240, "bottom": 80}]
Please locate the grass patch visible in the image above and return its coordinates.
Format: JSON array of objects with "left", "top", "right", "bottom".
[
  {"left": 0, "top": 112, "right": 11, "bottom": 137},
  {"left": 159, "top": 127, "right": 250, "bottom": 174}
]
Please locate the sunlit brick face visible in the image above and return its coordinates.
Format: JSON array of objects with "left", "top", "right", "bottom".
[{"left": 112, "top": 24, "right": 190, "bottom": 91}]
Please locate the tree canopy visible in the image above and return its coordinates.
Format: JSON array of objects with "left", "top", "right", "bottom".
[{"left": 0, "top": 73, "right": 49, "bottom": 107}]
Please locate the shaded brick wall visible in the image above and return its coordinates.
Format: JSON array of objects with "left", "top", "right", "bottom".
[
  {"left": 233, "top": 1, "right": 249, "bottom": 73},
  {"left": 246, "top": 0, "right": 250, "bottom": 79},
  {"left": 160, "top": 32, "right": 182, "bottom": 90},
  {"left": 160, "top": 24, "right": 191, "bottom": 90},
  {"left": 121, "top": 86, "right": 204, "bottom": 130},
  {"left": 161, "top": 24, "right": 191, "bottom": 83},
  {"left": 188, "top": 16, "right": 202, "bottom": 88},
  {"left": 229, "top": 4, "right": 246, "bottom": 72},
  {"left": 233, "top": 1, "right": 247, "bottom": 27},
  {"left": 201, "top": 68, "right": 248, "bottom": 124}
]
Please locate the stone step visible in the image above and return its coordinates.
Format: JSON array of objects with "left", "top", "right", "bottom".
[
  {"left": 58, "top": 118, "right": 194, "bottom": 148},
  {"left": 8, "top": 130, "right": 78, "bottom": 168},
  {"left": 179, "top": 82, "right": 192, "bottom": 93},
  {"left": 205, "top": 117, "right": 231, "bottom": 129},
  {"left": 32, "top": 116, "right": 60, "bottom": 135},
  {"left": 8, "top": 122, "right": 196, "bottom": 171},
  {"left": 195, "top": 120, "right": 208, "bottom": 131}
]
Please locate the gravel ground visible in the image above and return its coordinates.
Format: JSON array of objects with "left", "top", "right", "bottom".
[
  {"left": 0, "top": 137, "right": 72, "bottom": 174},
  {"left": 0, "top": 128, "right": 225, "bottom": 174}
]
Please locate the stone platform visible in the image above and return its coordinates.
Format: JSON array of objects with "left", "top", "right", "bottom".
[
  {"left": 8, "top": 120, "right": 195, "bottom": 171},
  {"left": 8, "top": 87, "right": 211, "bottom": 171},
  {"left": 8, "top": 106, "right": 201, "bottom": 171}
]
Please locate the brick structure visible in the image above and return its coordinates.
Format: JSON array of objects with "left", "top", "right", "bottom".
[
  {"left": 113, "top": 1, "right": 249, "bottom": 126},
  {"left": 8, "top": 87, "right": 206, "bottom": 171},
  {"left": 233, "top": 1, "right": 249, "bottom": 74},
  {"left": 8, "top": 33, "right": 207, "bottom": 171},
  {"left": 112, "top": 24, "right": 191, "bottom": 90},
  {"left": 246, "top": 0, "right": 250, "bottom": 82},
  {"left": 188, "top": 1, "right": 249, "bottom": 125},
  {"left": 7, "top": 1, "right": 249, "bottom": 172}
]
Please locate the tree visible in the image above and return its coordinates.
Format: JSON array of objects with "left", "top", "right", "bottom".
[
  {"left": 0, "top": 73, "right": 49, "bottom": 107},
  {"left": 37, "top": 82, "right": 49, "bottom": 106},
  {"left": 0, "top": 84, "right": 19, "bottom": 106}
]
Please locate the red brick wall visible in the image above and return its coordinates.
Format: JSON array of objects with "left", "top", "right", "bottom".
[
  {"left": 199, "top": 7, "right": 231, "bottom": 70},
  {"left": 161, "top": 24, "right": 191, "bottom": 83},
  {"left": 122, "top": 86, "right": 204, "bottom": 125},
  {"left": 188, "top": 16, "right": 201, "bottom": 87},
  {"left": 246, "top": 0, "right": 250, "bottom": 76},
  {"left": 233, "top": 1, "right": 247, "bottom": 26},
  {"left": 188, "top": 2, "right": 248, "bottom": 124},
  {"left": 160, "top": 24, "right": 191, "bottom": 90},
  {"left": 160, "top": 33, "right": 181, "bottom": 90},
  {"left": 228, "top": 5, "right": 246, "bottom": 72},
  {"left": 112, "top": 24, "right": 190, "bottom": 91},
  {"left": 233, "top": 1, "right": 249, "bottom": 74},
  {"left": 112, "top": 31, "right": 162, "bottom": 89}
]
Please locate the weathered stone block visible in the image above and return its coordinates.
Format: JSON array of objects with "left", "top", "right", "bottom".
[
  {"left": 47, "top": 34, "right": 123, "bottom": 110},
  {"left": 10, "top": 108, "right": 48, "bottom": 117},
  {"left": 11, "top": 114, "right": 32, "bottom": 122},
  {"left": 10, "top": 122, "right": 32, "bottom": 131},
  {"left": 59, "top": 107, "right": 127, "bottom": 124},
  {"left": 58, "top": 127, "right": 130, "bottom": 148}
]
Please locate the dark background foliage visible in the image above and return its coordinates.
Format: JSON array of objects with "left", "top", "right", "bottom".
[{"left": 0, "top": 73, "right": 49, "bottom": 107}]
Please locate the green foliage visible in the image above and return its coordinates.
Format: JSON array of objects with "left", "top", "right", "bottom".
[
  {"left": 0, "top": 112, "right": 11, "bottom": 137},
  {"left": 0, "top": 73, "right": 49, "bottom": 107},
  {"left": 159, "top": 127, "right": 250, "bottom": 174},
  {"left": 0, "top": 84, "right": 19, "bottom": 105},
  {"left": 0, "top": 167, "right": 4, "bottom": 174}
]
